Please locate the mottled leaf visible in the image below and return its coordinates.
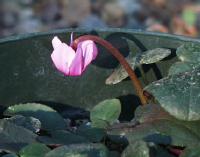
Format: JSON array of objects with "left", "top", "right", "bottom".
[
  {"left": 176, "top": 43, "right": 200, "bottom": 63},
  {"left": 168, "top": 62, "right": 200, "bottom": 76},
  {"left": 4, "top": 103, "right": 66, "bottom": 130},
  {"left": 105, "top": 56, "right": 137, "bottom": 85},
  {"left": 19, "top": 143, "right": 50, "bottom": 157},
  {"left": 122, "top": 141, "right": 150, "bottom": 157},
  {"left": 6, "top": 115, "right": 41, "bottom": 133},
  {"left": 105, "top": 37, "right": 140, "bottom": 85},
  {"left": 90, "top": 99, "right": 121, "bottom": 128},
  {"left": 145, "top": 68, "right": 200, "bottom": 121},
  {"left": 137, "top": 48, "right": 171, "bottom": 64},
  {"left": 105, "top": 48, "right": 170, "bottom": 85},
  {"left": 45, "top": 144, "right": 109, "bottom": 157}
]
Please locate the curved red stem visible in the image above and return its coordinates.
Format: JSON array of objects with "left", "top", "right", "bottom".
[{"left": 72, "top": 35, "right": 148, "bottom": 105}]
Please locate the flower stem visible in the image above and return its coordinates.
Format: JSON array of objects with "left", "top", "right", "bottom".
[{"left": 72, "top": 35, "right": 148, "bottom": 105}]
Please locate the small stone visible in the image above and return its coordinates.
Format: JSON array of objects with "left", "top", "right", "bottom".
[
  {"left": 117, "top": 0, "right": 141, "bottom": 14},
  {"left": 34, "top": 0, "right": 60, "bottom": 23},
  {"left": 90, "top": 0, "right": 107, "bottom": 14},
  {"left": 61, "top": 0, "right": 91, "bottom": 26},
  {"left": 79, "top": 14, "right": 107, "bottom": 29},
  {"left": 15, "top": 18, "right": 42, "bottom": 33},
  {"left": 101, "top": 2, "right": 126, "bottom": 27}
]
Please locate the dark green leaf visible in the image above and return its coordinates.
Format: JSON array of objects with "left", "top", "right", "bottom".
[
  {"left": 122, "top": 141, "right": 150, "bottom": 157},
  {"left": 76, "top": 125, "right": 105, "bottom": 142},
  {"left": 19, "top": 143, "right": 50, "bottom": 157},
  {"left": 0, "top": 119, "right": 37, "bottom": 152},
  {"left": 176, "top": 43, "right": 200, "bottom": 63},
  {"left": 6, "top": 115, "right": 41, "bottom": 133},
  {"left": 51, "top": 130, "right": 89, "bottom": 144},
  {"left": 44, "top": 144, "right": 109, "bottom": 157},
  {"left": 37, "top": 130, "right": 89, "bottom": 145},
  {"left": 90, "top": 99, "right": 121, "bottom": 128},
  {"left": 145, "top": 68, "right": 200, "bottom": 121},
  {"left": 4, "top": 103, "right": 66, "bottom": 130}
]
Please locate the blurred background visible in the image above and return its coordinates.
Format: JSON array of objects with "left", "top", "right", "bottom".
[{"left": 0, "top": 0, "right": 200, "bottom": 38}]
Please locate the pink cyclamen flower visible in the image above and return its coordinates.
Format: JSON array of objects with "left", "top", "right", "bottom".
[{"left": 51, "top": 35, "right": 98, "bottom": 76}]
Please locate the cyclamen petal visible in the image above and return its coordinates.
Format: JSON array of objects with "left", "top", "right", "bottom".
[
  {"left": 52, "top": 36, "right": 62, "bottom": 49},
  {"left": 51, "top": 37, "right": 75, "bottom": 75},
  {"left": 51, "top": 36, "right": 98, "bottom": 76},
  {"left": 77, "top": 40, "right": 98, "bottom": 70},
  {"left": 69, "top": 47, "right": 84, "bottom": 76}
]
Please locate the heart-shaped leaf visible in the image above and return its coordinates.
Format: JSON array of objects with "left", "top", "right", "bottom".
[
  {"left": 90, "top": 99, "right": 121, "bottom": 128},
  {"left": 19, "top": 143, "right": 50, "bottom": 157},
  {"left": 44, "top": 144, "right": 109, "bottom": 157},
  {"left": 176, "top": 43, "right": 200, "bottom": 63},
  {"left": 4, "top": 103, "right": 66, "bottom": 130},
  {"left": 145, "top": 68, "right": 200, "bottom": 121},
  {"left": 0, "top": 119, "right": 37, "bottom": 152}
]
